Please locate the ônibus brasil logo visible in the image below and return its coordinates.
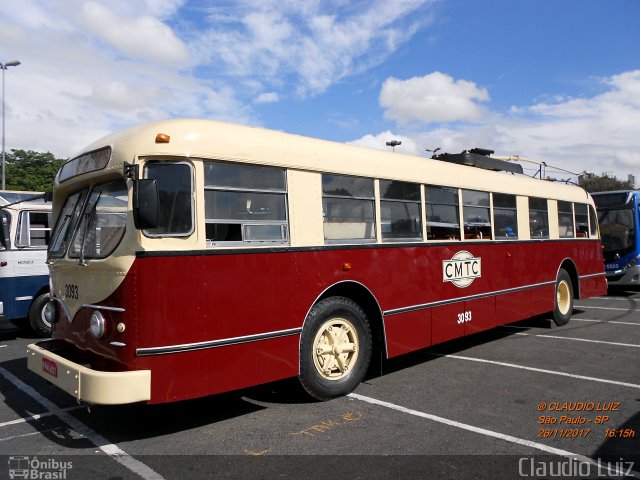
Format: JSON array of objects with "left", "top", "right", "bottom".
[{"left": 442, "top": 250, "right": 481, "bottom": 288}]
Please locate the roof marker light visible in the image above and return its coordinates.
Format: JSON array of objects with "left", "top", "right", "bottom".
[{"left": 155, "top": 133, "right": 170, "bottom": 143}]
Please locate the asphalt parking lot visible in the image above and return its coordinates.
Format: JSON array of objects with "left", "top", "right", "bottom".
[{"left": 0, "top": 290, "right": 638, "bottom": 480}]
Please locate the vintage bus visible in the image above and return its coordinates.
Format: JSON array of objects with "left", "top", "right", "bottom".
[
  {"left": 1, "top": 191, "right": 52, "bottom": 337},
  {"left": 592, "top": 190, "right": 640, "bottom": 286},
  {"left": 26, "top": 119, "right": 607, "bottom": 405}
]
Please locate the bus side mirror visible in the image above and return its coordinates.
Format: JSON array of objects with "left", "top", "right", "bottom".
[
  {"left": 133, "top": 179, "right": 159, "bottom": 230},
  {"left": 0, "top": 214, "right": 9, "bottom": 249}
]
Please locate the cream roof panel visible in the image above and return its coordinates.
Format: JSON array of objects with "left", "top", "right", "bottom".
[{"left": 74, "top": 119, "right": 592, "bottom": 204}]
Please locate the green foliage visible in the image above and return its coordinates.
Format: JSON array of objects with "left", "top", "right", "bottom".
[
  {"left": 3, "top": 149, "right": 66, "bottom": 192},
  {"left": 579, "top": 175, "right": 634, "bottom": 193}
]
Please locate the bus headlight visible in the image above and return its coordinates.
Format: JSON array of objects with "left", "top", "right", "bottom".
[
  {"left": 623, "top": 255, "right": 640, "bottom": 271},
  {"left": 44, "top": 301, "right": 57, "bottom": 324},
  {"left": 90, "top": 311, "right": 107, "bottom": 339}
]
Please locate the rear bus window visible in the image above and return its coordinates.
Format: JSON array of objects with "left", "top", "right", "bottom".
[
  {"left": 322, "top": 174, "right": 375, "bottom": 242},
  {"left": 204, "top": 162, "right": 288, "bottom": 245}
]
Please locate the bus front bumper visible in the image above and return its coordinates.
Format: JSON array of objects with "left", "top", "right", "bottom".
[
  {"left": 606, "top": 265, "right": 640, "bottom": 286},
  {"left": 26, "top": 341, "right": 151, "bottom": 405}
]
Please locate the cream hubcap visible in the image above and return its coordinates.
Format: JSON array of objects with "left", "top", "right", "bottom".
[
  {"left": 312, "top": 317, "right": 359, "bottom": 381},
  {"left": 557, "top": 280, "right": 571, "bottom": 315}
]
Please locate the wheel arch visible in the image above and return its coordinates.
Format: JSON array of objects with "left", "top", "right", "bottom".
[
  {"left": 558, "top": 258, "right": 580, "bottom": 299},
  {"left": 301, "top": 280, "right": 387, "bottom": 368}
]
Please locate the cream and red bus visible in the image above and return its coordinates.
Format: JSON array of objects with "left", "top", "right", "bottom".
[{"left": 26, "top": 119, "right": 607, "bottom": 405}]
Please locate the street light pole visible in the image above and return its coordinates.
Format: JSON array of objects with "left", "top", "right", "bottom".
[{"left": 2, "top": 60, "right": 21, "bottom": 190}]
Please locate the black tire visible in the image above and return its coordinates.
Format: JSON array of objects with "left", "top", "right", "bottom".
[
  {"left": 29, "top": 293, "right": 52, "bottom": 337},
  {"left": 299, "top": 296, "right": 372, "bottom": 401},
  {"left": 552, "top": 269, "right": 574, "bottom": 327}
]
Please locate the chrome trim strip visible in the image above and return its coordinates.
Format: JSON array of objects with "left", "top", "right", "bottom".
[
  {"left": 82, "top": 304, "right": 126, "bottom": 313},
  {"left": 110, "top": 342, "right": 126, "bottom": 347},
  {"left": 579, "top": 272, "right": 606, "bottom": 279},
  {"left": 383, "top": 280, "right": 557, "bottom": 316},
  {"left": 136, "top": 327, "right": 302, "bottom": 356}
]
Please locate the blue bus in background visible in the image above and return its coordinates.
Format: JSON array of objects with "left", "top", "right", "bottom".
[
  {"left": 0, "top": 191, "right": 52, "bottom": 336},
  {"left": 592, "top": 190, "right": 640, "bottom": 287}
]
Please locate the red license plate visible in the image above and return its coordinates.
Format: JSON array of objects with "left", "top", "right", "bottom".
[{"left": 42, "top": 357, "right": 58, "bottom": 378}]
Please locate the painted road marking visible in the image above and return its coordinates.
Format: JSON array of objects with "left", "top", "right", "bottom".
[
  {"left": 513, "top": 332, "right": 640, "bottom": 348},
  {"left": 348, "top": 393, "right": 639, "bottom": 478},
  {"left": 574, "top": 305, "right": 639, "bottom": 312},
  {"left": 432, "top": 354, "right": 640, "bottom": 389},
  {"left": 0, "top": 405, "right": 85, "bottom": 429},
  {"left": 0, "top": 367, "right": 165, "bottom": 480},
  {"left": 571, "top": 318, "right": 640, "bottom": 326}
]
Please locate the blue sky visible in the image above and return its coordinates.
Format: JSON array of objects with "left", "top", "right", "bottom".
[{"left": 1, "top": 0, "right": 639, "bottom": 181}]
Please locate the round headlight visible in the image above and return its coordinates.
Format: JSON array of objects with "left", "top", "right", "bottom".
[
  {"left": 44, "top": 301, "right": 57, "bottom": 324},
  {"left": 90, "top": 311, "right": 107, "bottom": 339}
]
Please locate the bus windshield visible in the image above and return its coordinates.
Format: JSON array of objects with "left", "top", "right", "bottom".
[
  {"left": 49, "top": 180, "right": 127, "bottom": 260},
  {"left": 598, "top": 208, "right": 635, "bottom": 257}
]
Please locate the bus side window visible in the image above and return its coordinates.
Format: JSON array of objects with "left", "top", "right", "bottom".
[
  {"left": 588, "top": 204, "right": 598, "bottom": 237},
  {"left": 462, "top": 190, "right": 491, "bottom": 240},
  {"left": 529, "top": 197, "right": 549, "bottom": 238},
  {"left": 17, "top": 211, "right": 50, "bottom": 247},
  {"left": 204, "top": 161, "right": 288, "bottom": 245},
  {"left": 493, "top": 193, "right": 518, "bottom": 239},
  {"left": 558, "top": 201, "right": 575, "bottom": 238},
  {"left": 574, "top": 203, "right": 589, "bottom": 238},
  {"left": 144, "top": 162, "right": 194, "bottom": 237},
  {"left": 322, "top": 174, "right": 375, "bottom": 243},
  {"left": 425, "top": 186, "right": 460, "bottom": 240}
]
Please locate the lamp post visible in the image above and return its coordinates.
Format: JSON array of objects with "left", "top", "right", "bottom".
[
  {"left": 2, "top": 60, "right": 21, "bottom": 190},
  {"left": 386, "top": 140, "right": 401, "bottom": 152}
]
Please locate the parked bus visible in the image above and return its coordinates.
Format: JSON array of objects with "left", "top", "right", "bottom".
[
  {"left": 592, "top": 190, "right": 640, "bottom": 286},
  {"left": 27, "top": 119, "right": 607, "bottom": 405},
  {"left": 0, "top": 191, "right": 52, "bottom": 336}
]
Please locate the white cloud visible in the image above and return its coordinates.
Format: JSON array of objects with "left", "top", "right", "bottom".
[
  {"left": 355, "top": 70, "right": 640, "bottom": 180},
  {"left": 380, "top": 72, "right": 490, "bottom": 124},
  {"left": 254, "top": 92, "right": 280, "bottom": 104},
  {"left": 195, "top": 0, "right": 436, "bottom": 96},
  {"left": 80, "top": 1, "right": 190, "bottom": 67}
]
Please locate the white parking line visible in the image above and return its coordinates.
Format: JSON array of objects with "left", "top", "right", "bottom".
[
  {"left": 0, "top": 405, "right": 85, "bottom": 429},
  {"left": 572, "top": 318, "right": 640, "bottom": 326},
  {"left": 575, "top": 305, "right": 639, "bottom": 312},
  {"left": 349, "top": 393, "right": 639, "bottom": 478},
  {"left": 434, "top": 354, "right": 640, "bottom": 389},
  {"left": 513, "top": 332, "right": 640, "bottom": 348},
  {"left": 0, "top": 368, "right": 165, "bottom": 480}
]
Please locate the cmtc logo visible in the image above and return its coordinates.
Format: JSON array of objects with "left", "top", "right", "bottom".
[{"left": 442, "top": 250, "right": 481, "bottom": 288}]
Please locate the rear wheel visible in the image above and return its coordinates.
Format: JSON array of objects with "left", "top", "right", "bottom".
[
  {"left": 29, "top": 293, "right": 52, "bottom": 337},
  {"left": 552, "top": 269, "right": 574, "bottom": 326},
  {"left": 299, "top": 296, "right": 372, "bottom": 401}
]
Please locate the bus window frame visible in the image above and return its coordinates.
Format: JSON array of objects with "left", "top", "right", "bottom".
[{"left": 142, "top": 160, "right": 195, "bottom": 239}]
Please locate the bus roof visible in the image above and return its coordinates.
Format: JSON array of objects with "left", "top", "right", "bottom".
[{"left": 72, "top": 118, "right": 592, "bottom": 204}]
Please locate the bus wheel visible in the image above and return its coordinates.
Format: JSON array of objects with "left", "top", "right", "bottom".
[
  {"left": 552, "top": 269, "right": 574, "bottom": 327},
  {"left": 299, "top": 296, "right": 372, "bottom": 401},
  {"left": 29, "top": 293, "right": 52, "bottom": 338}
]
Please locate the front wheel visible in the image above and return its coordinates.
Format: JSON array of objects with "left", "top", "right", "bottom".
[
  {"left": 552, "top": 269, "right": 574, "bottom": 327},
  {"left": 29, "top": 293, "right": 52, "bottom": 337},
  {"left": 299, "top": 296, "right": 372, "bottom": 401}
]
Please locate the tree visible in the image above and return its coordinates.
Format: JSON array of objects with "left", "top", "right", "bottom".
[
  {"left": 4, "top": 149, "right": 67, "bottom": 192},
  {"left": 579, "top": 175, "right": 633, "bottom": 193}
]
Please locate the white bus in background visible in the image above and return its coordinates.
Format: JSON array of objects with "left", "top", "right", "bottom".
[{"left": 0, "top": 191, "right": 52, "bottom": 337}]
